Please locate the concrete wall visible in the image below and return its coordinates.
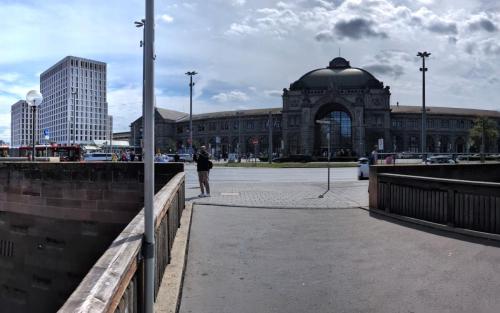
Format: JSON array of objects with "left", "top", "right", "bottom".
[{"left": 0, "top": 162, "right": 183, "bottom": 313}]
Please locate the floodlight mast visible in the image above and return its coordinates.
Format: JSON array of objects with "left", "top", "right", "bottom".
[
  {"left": 186, "top": 71, "right": 197, "bottom": 156},
  {"left": 417, "top": 51, "right": 431, "bottom": 162}
]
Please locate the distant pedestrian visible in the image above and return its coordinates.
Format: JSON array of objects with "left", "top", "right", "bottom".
[
  {"left": 130, "top": 150, "right": 136, "bottom": 161},
  {"left": 369, "top": 145, "right": 378, "bottom": 165},
  {"left": 121, "top": 151, "right": 128, "bottom": 161},
  {"left": 194, "top": 145, "right": 212, "bottom": 197}
]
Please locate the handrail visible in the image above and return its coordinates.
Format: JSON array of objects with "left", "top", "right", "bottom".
[
  {"left": 58, "top": 172, "right": 185, "bottom": 313},
  {"left": 378, "top": 173, "right": 500, "bottom": 188}
]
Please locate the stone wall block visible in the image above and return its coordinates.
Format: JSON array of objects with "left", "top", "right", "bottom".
[{"left": 45, "top": 198, "right": 83, "bottom": 209}]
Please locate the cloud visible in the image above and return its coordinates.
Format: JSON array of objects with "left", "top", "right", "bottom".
[
  {"left": 160, "top": 14, "right": 174, "bottom": 23},
  {"left": 211, "top": 90, "right": 249, "bottom": 102},
  {"left": 334, "top": 18, "right": 388, "bottom": 39},
  {"left": 468, "top": 18, "right": 498, "bottom": 32},
  {"left": 364, "top": 64, "right": 404, "bottom": 78},
  {"left": 411, "top": 7, "right": 458, "bottom": 35},
  {"left": 0, "top": 73, "right": 20, "bottom": 83},
  {"left": 226, "top": 23, "right": 258, "bottom": 35},
  {"left": 427, "top": 20, "right": 458, "bottom": 34},
  {"left": 231, "top": 0, "right": 246, "bottom": 6},
  {"left": 265, "top": 90, "right": 283, "bottom": 97}
]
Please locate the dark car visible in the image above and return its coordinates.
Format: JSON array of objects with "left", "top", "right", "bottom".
[{"left": 424, "top": 155, "right": 457, "bottom": 164}]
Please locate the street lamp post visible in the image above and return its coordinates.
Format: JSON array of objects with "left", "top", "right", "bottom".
[
  {"left": 316, "top": 116, "right": 334, "bottom": 197},
  {"left": 143, "top": 0, "right": 155, "bottom": 312},
  {"left": 26, "top": 90, "right": 43, "bottom": 161},
  {"left": 417, "top": 51, "right": 431, "bottom": 162},
  {"left": 186, "top": 71, "right": 197, "bottom": 156},
  {"left": 268, "top": 110, "right": 273, "bottom": 164},
  {"left": 237, "top": 112, "right": 242, "bottom": 160}
]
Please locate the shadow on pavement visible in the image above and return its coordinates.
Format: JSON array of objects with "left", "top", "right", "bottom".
[{"left": 368, "top": 210, "right": 500, "bottom": 248}]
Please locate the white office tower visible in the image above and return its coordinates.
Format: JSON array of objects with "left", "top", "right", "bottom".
[
  {"left": 11, "top": 100, "right": 37, "bottom": 147},
  {"left": 39, "top": 56, "right": 112, "bottom": 145}
]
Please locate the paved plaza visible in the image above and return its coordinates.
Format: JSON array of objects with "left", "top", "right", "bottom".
[
  {"left": 185, "top": 165, "right": 368, "bottom": 208},
  {"left": 180, "top": 166, "right": 500, "bottom": 313}
]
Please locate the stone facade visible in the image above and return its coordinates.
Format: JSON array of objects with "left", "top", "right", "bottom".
[{"left": 130, "top": 57, "right": 500, "bottom": 157}]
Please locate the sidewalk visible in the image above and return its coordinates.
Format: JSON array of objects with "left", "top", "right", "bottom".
[{"left": 178, "top": 168, "right": 500, "bottom": 313}]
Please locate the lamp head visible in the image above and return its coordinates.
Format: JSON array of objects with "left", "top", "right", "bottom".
[{"left": 26, "top": 90, "right": 43, "bottom": 107}]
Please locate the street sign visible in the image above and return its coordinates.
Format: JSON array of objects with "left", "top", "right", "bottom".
[{"left": 43, "top": 128, "right": 50, "bottom": 140}]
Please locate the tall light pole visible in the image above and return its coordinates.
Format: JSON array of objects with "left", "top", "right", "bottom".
[
  {"left": 417, "top": 51, "right": 430, "bottom": 162},
  {"left": 237, "top": 111, "right": 242, "bottom": 160},
  {"left": 268, "top": 110, "right": 273, "bottom": 164},
  {"left": 26, "top": 90, "right": 43, "bottom": 161},
  {"left": 143, "top": 0, "right": 155, "bottom": 312},
  {"left": 185, "top": 71, "right": 197, "bottom": 156}
]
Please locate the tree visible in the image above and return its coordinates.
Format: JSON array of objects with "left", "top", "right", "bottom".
[{"left": 469, "top": 117, "right": 498, "bottom": 159}]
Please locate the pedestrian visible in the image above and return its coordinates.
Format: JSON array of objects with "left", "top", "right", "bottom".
[
  {"left": 130, "top": 150, "right": 136, "bottom": 161},
  {"left": 369, "top": 145, "right": 378, "bottom": 165},
  {"left": 193, "top": 145, "right": 212, "bottom": 197}
]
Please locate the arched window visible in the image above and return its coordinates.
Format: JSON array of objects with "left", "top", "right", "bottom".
[{"left": 318, "top": 111, "right": 352, "bottom": 155}]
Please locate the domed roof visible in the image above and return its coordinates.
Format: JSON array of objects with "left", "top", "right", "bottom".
[{"left": 290, "top": 57, "right": 383, "bottom": 91}]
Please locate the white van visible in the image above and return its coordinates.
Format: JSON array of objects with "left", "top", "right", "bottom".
[{"left": 84, "top": 153, "right": 113, "bottom": 161}]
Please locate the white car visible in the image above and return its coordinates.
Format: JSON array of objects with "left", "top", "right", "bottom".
[{"left": 357, "top": 157, "right": 369, "bottom": 180}]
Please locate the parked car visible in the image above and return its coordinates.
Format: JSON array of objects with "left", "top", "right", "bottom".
[
  {"left": 84, "top": 153, "right": 113, "bottom": 161},
  {"left": 424, "top": 155, "right": 457, "bottom": 164},
  {"left": 357, "top": 157, "right": 369, "bottom": 180},
  {"left": 178, "top": 153, "right": 193, "bottom": 162}
]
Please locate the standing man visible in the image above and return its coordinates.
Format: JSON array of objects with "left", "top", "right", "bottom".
[
  {"left": 194, "top": 145, "right": 211, "bottom": 197},
  {"left": 369, "top": 145, "right": 378, "bottom": 165}
]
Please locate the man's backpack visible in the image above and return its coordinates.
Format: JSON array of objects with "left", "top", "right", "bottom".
[{"left": 208, "top": 160, "right": 213, "bottom": 169}]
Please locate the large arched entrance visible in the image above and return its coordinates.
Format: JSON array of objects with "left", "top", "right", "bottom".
[{"left": 314, "top": 104, "right": 353, "bottom": 157}]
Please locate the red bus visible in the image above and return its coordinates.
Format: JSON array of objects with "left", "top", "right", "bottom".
[{"left": 13, "top": 144, "right": 83, "bottom": 161}]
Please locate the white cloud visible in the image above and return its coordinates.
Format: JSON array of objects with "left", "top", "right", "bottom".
[
  {"left": 160, "top": 14, "right": 174, "bottom": 23},
  {"left": 0, "top": 73, "right": 20, "bottom": 83},
  {"left": 211, "top": 90, "right": 249, "bottom": 102},
  {"left": 231, "top": 0, "right": 246, "bottom": 6}
]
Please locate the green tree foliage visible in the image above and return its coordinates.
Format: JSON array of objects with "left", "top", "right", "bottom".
[{"left": 469, "top": 117, "right": 498, "bottom": 151}]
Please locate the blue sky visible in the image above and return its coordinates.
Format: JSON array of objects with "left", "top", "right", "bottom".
[{"left": 1, "top": 0, "right": 500, "bottom": 143}]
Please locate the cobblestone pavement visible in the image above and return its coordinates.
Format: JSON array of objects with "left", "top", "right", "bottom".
[{"left": 185, "top": 165, "right": 368, "bottom": 208}]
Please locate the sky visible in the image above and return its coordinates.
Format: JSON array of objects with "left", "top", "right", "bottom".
[{"left": 1, "top": 0, "right": 500, "bottom": 143}]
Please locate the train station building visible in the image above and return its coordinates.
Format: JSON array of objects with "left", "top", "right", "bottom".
[{"left": 130, "top": 57, "right": 500, "bottom": 157}]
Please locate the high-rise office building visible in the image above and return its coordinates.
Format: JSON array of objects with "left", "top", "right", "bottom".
[
  {"left": 11, "top": 100, "right": 37, "bottom": 147},
  {"left": 39, "top": 56, "right": 112, "bottom": 145}
]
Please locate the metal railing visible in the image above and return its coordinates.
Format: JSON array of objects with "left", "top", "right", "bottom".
[
  {"left": 376, "top": 173, "right": 500, "bottom": 234},
  {"left": 58, "top": 172, "right": 185, "bottom": 313},
  {"left": 372, "top": 152, "right": 500, "bottom": 165}
]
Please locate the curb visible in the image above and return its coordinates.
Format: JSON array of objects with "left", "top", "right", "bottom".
[
  {"left": 192, "top": 201, "right": 363, "bottom": 210},
  {"left": 362, "top": 207, "right": 500, "bottom": 242},
  {"left": 154, "top": 202, "right": 194, "bottom": 313}
]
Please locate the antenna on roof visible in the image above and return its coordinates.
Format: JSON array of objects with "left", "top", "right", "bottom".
[{"left": 338, "top": 47, "right": 341, "bottom": 57}]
